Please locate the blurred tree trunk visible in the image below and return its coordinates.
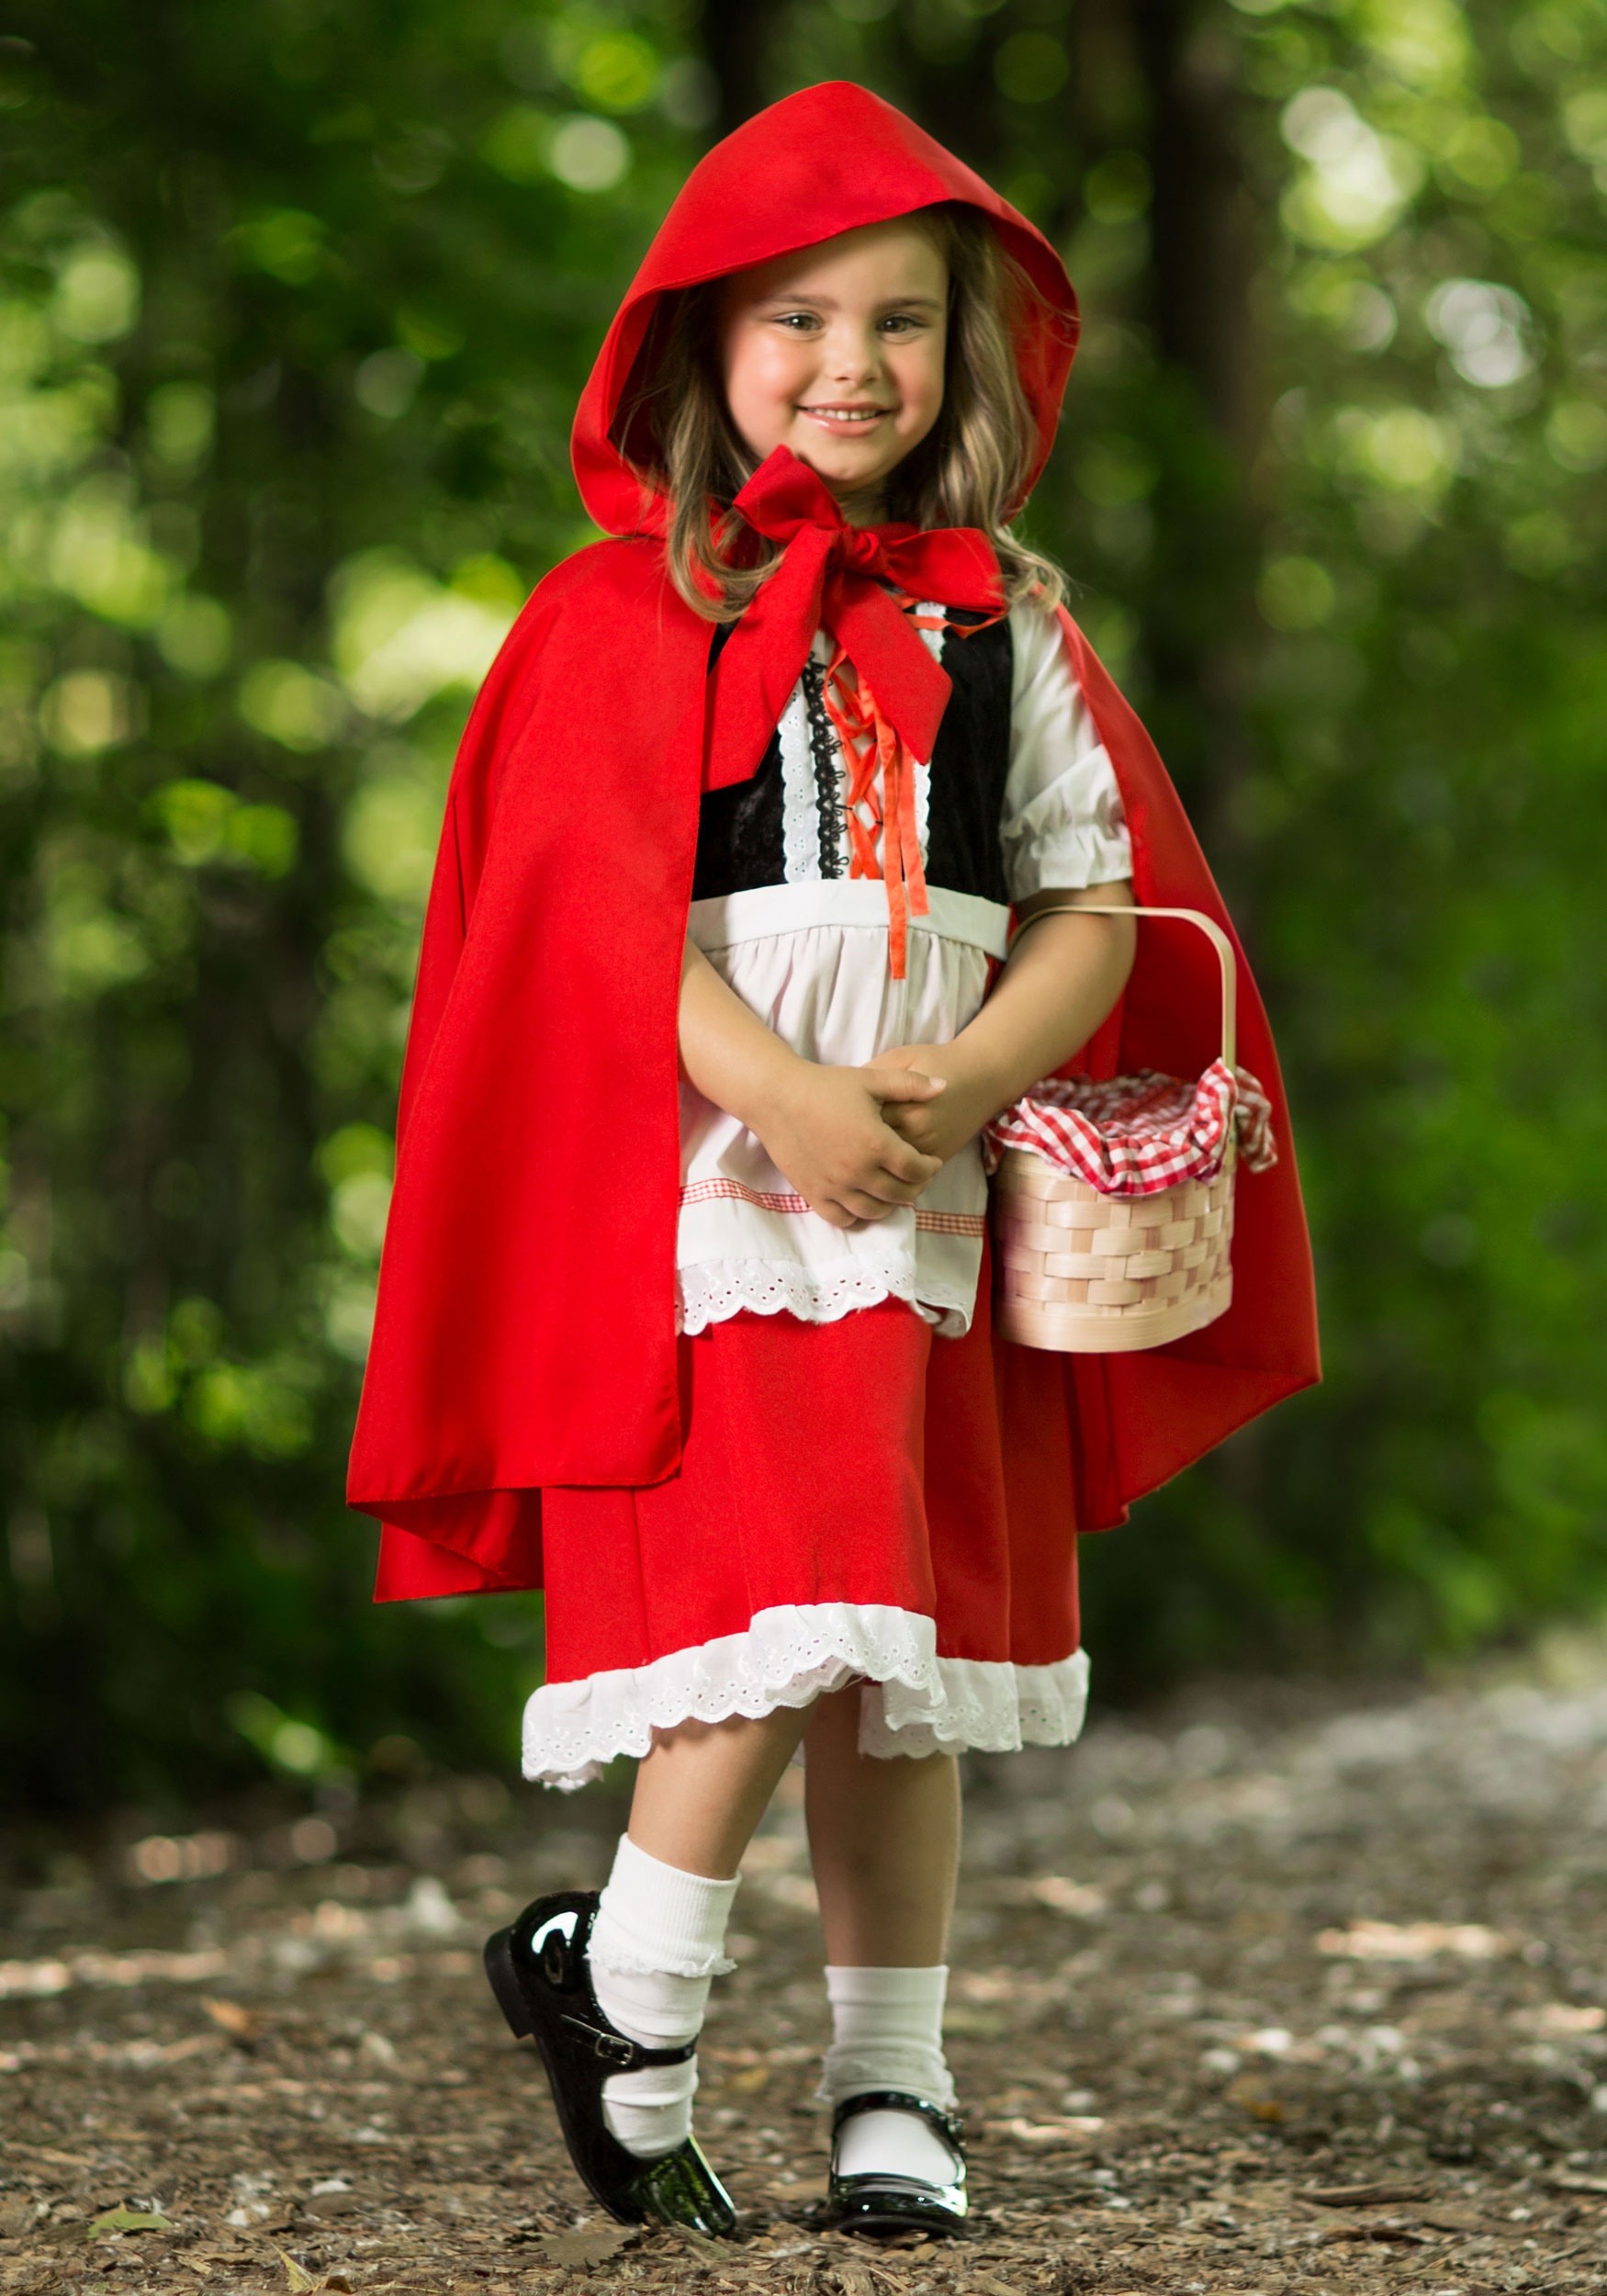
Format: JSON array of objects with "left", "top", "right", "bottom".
[
  {"left": 1130, "top": 0, "right": 1264, "bottom": 885},
  {"left": 883, "top": 44, "right": 1004, "bottom": 178},
  {"left": 1137, "top": 0, "right": 1263, "bottom": 463},
  {"left": 1130, "top": 0, "right": 1273, "bottom": 1529},
  {"left": 701, "top": 0, "right": 770, "bottom": 138}
]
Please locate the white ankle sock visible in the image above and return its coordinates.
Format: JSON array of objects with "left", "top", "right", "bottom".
[
  {"left": 587, "top": 1835, "right": 739, "bottom": 2159},
  {"left": 821, "top": 1964, "right": 960, "bottom": 2187}
]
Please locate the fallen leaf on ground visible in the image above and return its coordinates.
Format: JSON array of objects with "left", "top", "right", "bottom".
[
  {"left": 201, "top": 1996, "right": 261, "bottom": 2043},
  {"left": 273, "top": 2246, "right": 320, "bottom": 2290},
  {"left": 953, "top": 1969, "right": 1023, "bottom": 2003},
  {"left": 535, "top": 2221, "right": 638, "bottom": 2267},
  {"left": 1315, "top": 1918, "right": 1509, "bottom": 1961},
  {"left": 1028, "top": 1875, "right": 1108, "bottom": 1919},
  {"left": 1318, "top": 2223, "right": 1430, "bottom": 2245},
  {"left": 986, "top": 2114, "right": 1107, "bottom": 2144},
  {"left": 663, "top": 2223, "right": 728, "bottom": 2256},
  {"left": 86, "top": 2207, "right": 174, "bottom": 2237},
  {"left": 860, "top": 2258, "right": 923, "bottom": 2288},
  {"left": 1224, "top": 2075, "right": 1284, "bottom": 2122},
  {"left": 1548, "top": 2172, "right": 1607, "bottom": 2196},
  {"left": 702, "top": 2040, "right": 815, "bottom": 2066},
  {"left": 1298, "top": 2182, "right": 1431, "bottom": 2207},
  {"left": 1515, "top": 2001, "right": 1607, "bottom": 2034}
]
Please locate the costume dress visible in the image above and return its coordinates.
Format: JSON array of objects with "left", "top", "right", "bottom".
[
  {"left": 528, "top": 600, "right": 1131, "bottom": 1786},
  {"left": 344, "top": 84, "right": 1321, "bottom": 1789}
]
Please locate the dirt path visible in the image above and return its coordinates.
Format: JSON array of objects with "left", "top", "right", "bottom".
[{"left": 7, "top": 1648, "right": 1607, "bottom": 2293}]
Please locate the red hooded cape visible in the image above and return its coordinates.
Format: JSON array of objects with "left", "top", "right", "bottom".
[{"left": 347, "top": 82, "right": 1320, "bottom": 1599}]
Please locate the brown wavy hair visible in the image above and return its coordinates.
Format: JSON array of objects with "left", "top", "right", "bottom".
[{"left": 610, "top": 203, "right": 1068, "bottom": 624}]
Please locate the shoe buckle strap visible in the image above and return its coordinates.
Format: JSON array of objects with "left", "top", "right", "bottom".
[{"left": 559, "top": 2014, "right": 696, "bottom": 2069}]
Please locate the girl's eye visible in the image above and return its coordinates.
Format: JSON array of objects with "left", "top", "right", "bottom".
[{"left": 766, "top": 311, "right": 928, "bottom": 334}]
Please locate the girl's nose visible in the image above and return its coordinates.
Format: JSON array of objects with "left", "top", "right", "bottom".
[{"left": 822, "top": 328, "right": 883, "bottom": 385}]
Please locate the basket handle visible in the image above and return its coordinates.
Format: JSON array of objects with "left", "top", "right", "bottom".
[{"left": 1007, "top": 902, "right": 1237, "bottom": 1071}]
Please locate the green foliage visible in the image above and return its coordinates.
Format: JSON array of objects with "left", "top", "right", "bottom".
[
  {"left": 0, "top": 0, "right": 686, "bottom": 1807},
  {"left": 1, "top": 1, "right": 1603, "bottom": 1806},
  {"left": 1065, "top": 0, "right": 1607, "bottom": 1685}
]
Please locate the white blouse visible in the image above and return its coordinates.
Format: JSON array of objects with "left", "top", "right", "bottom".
[{"left": 677, "top": 599, "right": 1132, "bottom": 1339}]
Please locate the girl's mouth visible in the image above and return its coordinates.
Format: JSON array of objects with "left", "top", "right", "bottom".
[{"left": 797, "top": 404, "right": 893, "bottom": 429}]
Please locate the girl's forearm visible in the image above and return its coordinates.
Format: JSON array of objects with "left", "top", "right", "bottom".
[
  {"left": 682, "top": 885, "right": 1135, "bottom": 1174},
  {"left": 954, "top": 884, "right": 1137, "bottom": 1119},
  {"left": 679, "top": 938, "right": 799, "bottom": 1130},
  {"left": 679, "top": 938, "right": 947, "bottom": 1226}
]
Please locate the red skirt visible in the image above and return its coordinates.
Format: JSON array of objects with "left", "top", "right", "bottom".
[{"left": 523, "top": 1252, "right": 1085, "bottom": 1787}]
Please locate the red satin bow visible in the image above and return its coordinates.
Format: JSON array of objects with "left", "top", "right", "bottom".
[
  {"left": 701, "top": 448, "right": 1005, "bottom": 976},
  {"left": 703, "top": 446, "right": 1005, "bottom": 795}
]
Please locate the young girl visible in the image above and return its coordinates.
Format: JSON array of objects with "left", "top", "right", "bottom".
[{"left": 349, "top": 83, "right": 1318, "bottom": 2243}]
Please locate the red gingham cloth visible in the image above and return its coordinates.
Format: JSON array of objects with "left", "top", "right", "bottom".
[{"left": 983, "top": 1058, "right": 1277, "bottom": 1199}]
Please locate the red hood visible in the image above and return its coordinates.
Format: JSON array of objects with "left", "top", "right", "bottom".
[{"left": 571, "top": 80, "right": 1080, "bottom": 535}]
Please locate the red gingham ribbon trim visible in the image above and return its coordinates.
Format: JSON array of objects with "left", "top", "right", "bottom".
[
  {"left": 679, "top": 1179, "right": 986, "bottom": 1236},
  {"left": 680, "top": 1177, "right": 810, "bottom": 1214}
]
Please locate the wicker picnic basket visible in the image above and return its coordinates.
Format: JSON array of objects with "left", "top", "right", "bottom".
[{"left": 993, "top": 906, "right": 1242, "bottom": 1355}]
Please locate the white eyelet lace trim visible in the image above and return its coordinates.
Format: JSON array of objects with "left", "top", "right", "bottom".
[
  {"left": 860, "top": 1649, "right": 1090, "bottom": 1760},
  {"left": 778, "top": 676, "right": 821, "bottom": 883},
  {"left": 912, "top": 599, "right": 942, "bottom": 861},
  {"left": 521, "top": 1603, "right": 1090, "bottom": 1791},
  {"left": 676, "top": 1255, "right": 975, "bottom": 1339}
]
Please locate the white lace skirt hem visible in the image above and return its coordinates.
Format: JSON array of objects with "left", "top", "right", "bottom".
[
  {"left": 677, "top": 1255, "right": 975, "bottom": 1340},
  {"left": 520, "top": 1601, "right": 1090, "bottom": 1790}
]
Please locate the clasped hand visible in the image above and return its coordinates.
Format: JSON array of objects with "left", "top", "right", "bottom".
[{"left": 752, "top": 1041, "right": 995, "bottom": 1232}]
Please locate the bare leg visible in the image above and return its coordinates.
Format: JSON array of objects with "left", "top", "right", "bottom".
[
  {"left": 802, "top": 1685, "right": 964, "bottom": 2195},
  {"left": 628, "top": 1705, "right": 810, "bottom": 1879},
  {"left": 803, "top": 1683, "right": 961, "bottom": 1963}
]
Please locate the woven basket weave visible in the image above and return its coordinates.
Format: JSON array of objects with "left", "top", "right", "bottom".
[{"left": 994, "top": 906, "right": 1241, "bottom": 1355}]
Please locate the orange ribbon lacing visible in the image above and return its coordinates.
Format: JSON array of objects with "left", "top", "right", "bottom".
[
  {"left": 821, "top": 641, "right": 929, "bottom": 982},
  {"left": 818, "top": 602, "right": 983, "bottom": 981}
]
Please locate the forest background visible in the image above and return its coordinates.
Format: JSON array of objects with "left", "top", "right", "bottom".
[{"left": 2, "top": 0, "right": 1603, "bottom": 1816}]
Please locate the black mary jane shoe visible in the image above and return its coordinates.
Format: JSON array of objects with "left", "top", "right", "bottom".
[
  {"left": 825, "top": 2088, "right": 968, "bottom": 2240},
  {"left": 484, "top": 1890, "right": 737, "bottom": 2238}
]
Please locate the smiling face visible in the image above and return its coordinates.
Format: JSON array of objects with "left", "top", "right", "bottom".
[{"left": 717, "top": 218, "right": 950, "bottom": 522}]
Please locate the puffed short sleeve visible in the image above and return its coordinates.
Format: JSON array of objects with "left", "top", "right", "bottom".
[{"left": 1000, "top": 599, "right": 1133, "bottom": 903}]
